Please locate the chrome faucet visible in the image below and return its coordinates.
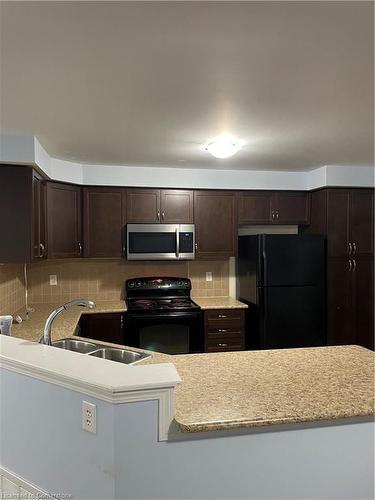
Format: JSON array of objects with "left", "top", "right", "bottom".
[{"left": 39, "top": 299, "right": 96, "bottom": 345}]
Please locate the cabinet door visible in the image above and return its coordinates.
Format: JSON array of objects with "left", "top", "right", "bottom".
[
  {"left": 326, "top": 189, "right": 350, "bottom": 257},
  {"left": 32, "top": 172, "right": 47, "bottom": 260},
  {"left": 194, "top": 191, "right": 237, "bottom": 259},
  {"left": 160, "top": 190, "right": 193, "bottom": 223},
  {"left": 47, "top": 182, "right": 82, "bottom": 258},
  {"left": 83, "top": 187, "right": 126, "bottom": 258},
  {"left": 350, "top": 189, "right": 374, "bottom": 256},
  {"left": 79, "top": 313, "right": 124, "bottom": 345},
  {"left": 327, "top": 257, "right": 355, "bottom": 345},
  {"left": 273, "top": 192, "right": 310, "bottom": 225},
  {"left": 238, "top": 192, "right": 273, "bottom": 224},
  {"left": 352, "top": 256, "right": 374, "bottom": 350},
  {"left": 126, "top": 189, "right": 160, "bottom": 223}
]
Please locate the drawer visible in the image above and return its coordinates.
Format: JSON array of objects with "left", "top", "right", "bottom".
[
  {"left": 207, "top": 327, "right": 244, "bottom": 337},
  {"left": 206, "top": 337, "right": 245, "bottom": 352},
  {"left": 205, "top": 309, "right": 244, "bottom": 326}
]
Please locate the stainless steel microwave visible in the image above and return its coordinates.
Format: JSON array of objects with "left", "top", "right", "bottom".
[{"left": 126, "top": 224, "right": 195, "bottom": 260}]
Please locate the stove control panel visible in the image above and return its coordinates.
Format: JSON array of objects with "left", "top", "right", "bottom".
[{"left": 126, "top": 277, "right": 191, "bottom": 291}]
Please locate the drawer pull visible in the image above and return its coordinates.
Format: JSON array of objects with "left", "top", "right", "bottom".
[
  {"left": 218, "top": 343, "right": 228, "bottom": 347},
  {"left": 218, "top": 329, "right": 228, "bottom": 333},
  {"left": 218, "top": 314, "right": 227, "bottom": 318}
]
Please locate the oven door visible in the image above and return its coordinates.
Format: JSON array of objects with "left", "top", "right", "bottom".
[
  {"left": 126, "top": 224, "right": 195, "bottom": 260},
  {"left": 124, "top": 311, "right": 203, "bottom": 354}
]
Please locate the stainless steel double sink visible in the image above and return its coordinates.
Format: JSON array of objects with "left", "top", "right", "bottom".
[{"left": 51, "top": 339, "right": 151, "bottom": 365}]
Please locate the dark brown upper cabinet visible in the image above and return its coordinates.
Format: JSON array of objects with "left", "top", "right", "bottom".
[
  {"left": 160, "top": 190, "right": 193, "bottom": 223},
  {"left": 238, "top": 191, "right": 273, "bottom": 224},
  {"left": 83, "top": 187, "right": 127, "bottom": 258},
  {"left": 272, "top": 192, "right": 310, "bottom": 224},
  {"left": 46, "top": 182, "right": 82, "bottom": 259},
  {"left": 311, "top": 188, "right": 373, "bottom": 258},
  {"left": 127, "top": 189, "right": 160, "bottom": 223},
  {"left": 127, "top": 188, "right": 193, "bottom": 223},
  {"left": 0, "top": 165, "right": 47, "bottom": 263},
  {"left": 238, "top": 191, "right": 310, "bottom": 225},
  {"left": 194, "top": 191, "right": 237, "bottom": 259}
]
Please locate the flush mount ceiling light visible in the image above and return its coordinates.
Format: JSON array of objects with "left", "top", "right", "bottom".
[{"left": 204, "top": 136, "right": 243, "bottom": 159}]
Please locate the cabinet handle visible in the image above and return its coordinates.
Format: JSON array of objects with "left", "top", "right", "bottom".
[
  {"left": 218, "top": 343, "right": 228, "bottom": 347},
  {"left": 161, "top": 211, "right": 165, "bottom": 221},
  {"left": 352, "top": 242, "right": 357, "bottom": 255},
  {"left": 157, "top": 210, "right": 160, "bottom": 221},
  {"left": 348, "top": 242, "right": 352, "bottom": 255},
  {"left": 348, "top": 259, "right": 353, "bottom": 272},
  {"left": 218, "top": 329, "right": 228, "bottom": 333},
  {"left": 218, "top": 314, "right": 227, "bottom": 318},
  {"left": 276, "top": 210, "right": 279, "bottom": 221},
  {"left": 352, "top": 259, "right": 357, "bottom": 272},
  {"left": 120, "top": 316, "right": 124, "bottom": 329},
  {"left": 39, "top": 243, "right": 45, "bottom": 258},
  {"left": 195, "top": 242, "right": 198, "bottom": 251},
  {"left": 78, "top": 242, "right": 82, "bottom": 255},
  {"left": 271, "top": 211, "right": 275, "bottom": 221}
]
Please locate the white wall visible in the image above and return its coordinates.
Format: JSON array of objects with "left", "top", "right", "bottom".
[
  {"left": 0, "top": 134, "right": 374, "bottom": 189},
  {"left": 1, "top": 368, "right": 374, "bottom": 500}
]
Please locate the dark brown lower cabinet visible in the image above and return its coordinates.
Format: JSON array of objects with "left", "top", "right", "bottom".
[
  {"left": 204, "top": 309, "right": 245, "bottom": 352},
  {"left": 327, "top": 257, "right": 374, "bottom": 350},
  {"left": 78, "top": 313, "right": 124, "bottom": 345}
]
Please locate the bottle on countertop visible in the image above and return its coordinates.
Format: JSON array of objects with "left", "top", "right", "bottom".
[{"left": 0, "top": 315, "right": 13, "bottom": 335}]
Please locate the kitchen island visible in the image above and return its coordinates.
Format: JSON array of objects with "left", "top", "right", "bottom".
[{"left": 1, "top": 303, "right": 374, "bottom": 499}]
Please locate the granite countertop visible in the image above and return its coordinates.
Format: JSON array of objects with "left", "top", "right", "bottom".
[
  {"left": 11, "top": 301, "right": 127, "bottom": 343},
  {"left": 193, "top": 297, "right": 247, "bottom": 309},
  {"left": 10, "top": 302, "right": 375, "bottom": 434}
]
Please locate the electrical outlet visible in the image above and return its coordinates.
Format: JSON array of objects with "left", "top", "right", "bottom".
[
  {"left": 206, "top": 272, "right": 213, "bottom": 282},
  {"left": 49, "top": 275, "right": 58, "bottom": 286},
  {"left": 82, "top": 401, "right": 97, "bottom": 434}
]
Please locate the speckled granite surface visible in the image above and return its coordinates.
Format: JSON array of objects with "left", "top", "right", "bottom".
[
  {"left": 9, "top": 302, "right": 375, "bottom": 434},
  {"left": 11, "top": 301, "right": 127, "bottom": 342},
  {"left": 163, "top": 347, "right": 375, "bottom": 432},
  {"left": 193, "top": 297, "right": 247, "bottom": 309}
]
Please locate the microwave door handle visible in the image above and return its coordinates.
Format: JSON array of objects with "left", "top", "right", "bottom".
[{"left": 176, "top": 227, "right": 180, "bottom": 258}]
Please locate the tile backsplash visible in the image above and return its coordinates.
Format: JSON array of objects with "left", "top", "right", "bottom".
[
  {"left": 0, "top": 264, "right": 26, "bottom": 315},
  {"left": 26, "top": 259, "right": 230, "bottom": 304}
]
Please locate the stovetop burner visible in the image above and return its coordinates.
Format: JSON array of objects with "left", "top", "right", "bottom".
[
  {"left": 128, "top": 298, "right": 199, "bottom": 311},
  {"left": 125, "top": 277, "right": 199, "bottom": 312}
]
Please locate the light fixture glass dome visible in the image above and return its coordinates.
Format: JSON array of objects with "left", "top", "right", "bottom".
[{"left": 205, "top": 136, "right": 242, "bottom": 159}]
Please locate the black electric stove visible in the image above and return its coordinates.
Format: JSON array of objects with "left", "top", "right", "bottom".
[{"left": 124, "top": 277, "right": 203, "bottom": 354}]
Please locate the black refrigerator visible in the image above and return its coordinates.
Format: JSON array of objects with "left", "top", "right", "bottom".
[{"left": 238, "top": 234, "right": 326, "bottom": 349}]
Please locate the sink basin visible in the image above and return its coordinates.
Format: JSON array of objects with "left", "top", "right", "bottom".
[
  {"left": 88, "top": 347, "right": 150, "bottom": 364},
  {"left": 52, "top": 339, "right": 98, "bottom": 353}
]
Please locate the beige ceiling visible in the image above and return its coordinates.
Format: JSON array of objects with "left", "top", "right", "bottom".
[{"left": 0, "top": 1, "right": 373, "bottom": 171}]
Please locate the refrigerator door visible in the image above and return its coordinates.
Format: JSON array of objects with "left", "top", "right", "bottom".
[
  {"left": 258, "top": 285, "right": 326, "bottom": 349},
  {"left": 261, "top": 234, "right": 325, "bottom": 286}
]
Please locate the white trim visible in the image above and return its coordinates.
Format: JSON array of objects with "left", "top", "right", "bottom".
[
  {"left": 1, "top": 466, "right": 53, "bottom": 498},
  {"left": 1, "top": 134, "right": 374, "bottom": 189}
]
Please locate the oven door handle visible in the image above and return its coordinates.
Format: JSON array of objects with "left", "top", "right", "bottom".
[
  {"left": 125, "top": 312, "right": 200, "bottom": 320},
  {"left": 175, "top": 227, "right": 180, "bottom": 258}
]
